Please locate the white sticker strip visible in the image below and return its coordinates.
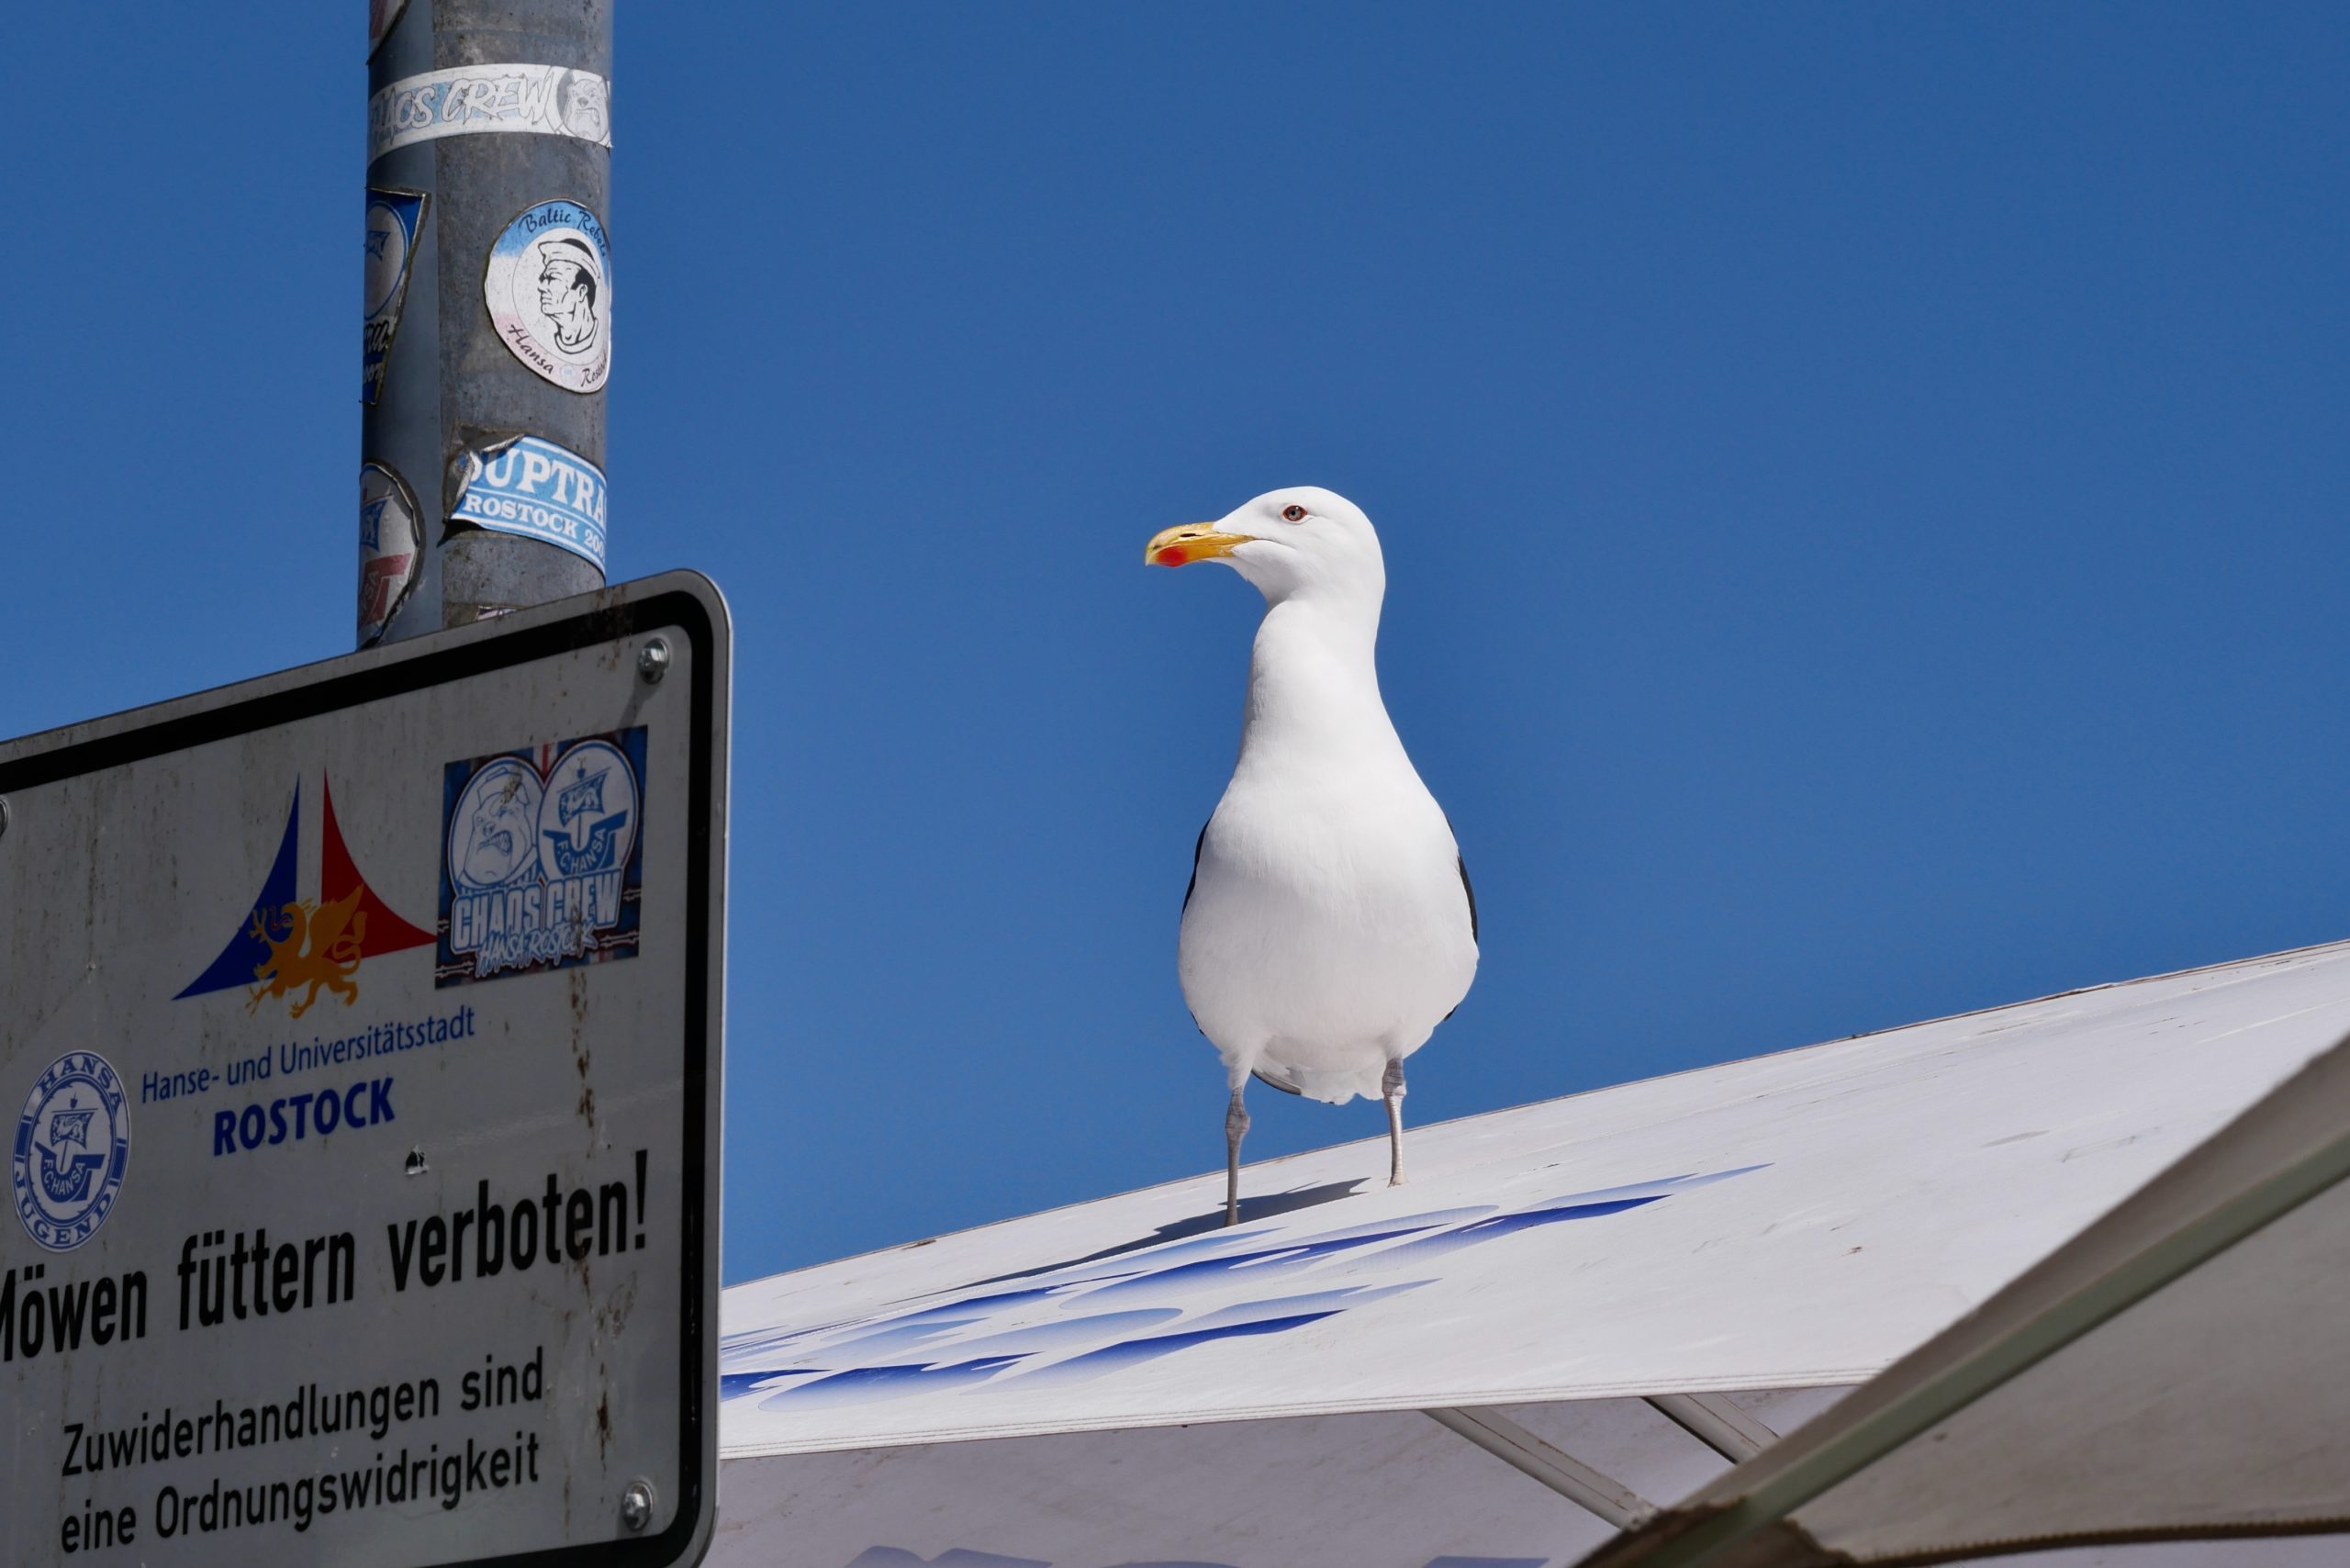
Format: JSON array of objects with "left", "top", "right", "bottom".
[{"left": 369, "top": 63, "right": 611, "bottom": 163}]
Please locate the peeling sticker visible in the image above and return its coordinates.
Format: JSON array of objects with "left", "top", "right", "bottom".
[
  {"left": 369, "top": 63, "right": 611, "bottom": 163},
  {"left": 438, "top": 728, "right": 648, "bottom": 987},
  {"left": 451, "top": 434, "right": 608, "bottom": 570},
  {"left": 483, "top": 200, "right": 611, "bottom": 395},
  {"left": 366, "top": 0, "right": 411, "bottom": 57},
  {"left": 363, "top": 187, "right": 428, "bottom": 406},
  {"left": 359, "top": 462, "right": 423, "bottom": 646}
]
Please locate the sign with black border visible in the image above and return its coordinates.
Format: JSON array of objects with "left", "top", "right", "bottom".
[{"left": 0, "top": 573, "right": 727, "bottom": 1568}]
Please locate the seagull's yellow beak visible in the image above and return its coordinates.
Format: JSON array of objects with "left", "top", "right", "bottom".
[{"left": 1146, "top": 523, "right": 1251, "bottom": 568}]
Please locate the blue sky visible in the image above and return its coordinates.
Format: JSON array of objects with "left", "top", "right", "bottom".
[{"left": 2, "top": 6, "right": 2345, "bottom": 1283}]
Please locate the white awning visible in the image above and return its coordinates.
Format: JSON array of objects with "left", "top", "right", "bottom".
[
  {"left": 1578, "top": 1020, "right": 2350, "bottom": 1568},
  {"left": 711, "top": 939, "right": 2350, "bottom": 1568}
]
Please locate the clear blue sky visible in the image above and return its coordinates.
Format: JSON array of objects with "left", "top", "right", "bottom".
[{"left": 3, "top": 6, "right": 2345, "bottom": 1284}]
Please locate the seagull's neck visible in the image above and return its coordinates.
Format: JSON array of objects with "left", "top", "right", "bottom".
[{"left": 1236, "top": 596, "right": 1401, "bottom": 770}]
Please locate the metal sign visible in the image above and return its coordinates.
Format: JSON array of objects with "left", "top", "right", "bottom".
[{"left": 0, "top": 573, "right": 728, "bottom": 1568}]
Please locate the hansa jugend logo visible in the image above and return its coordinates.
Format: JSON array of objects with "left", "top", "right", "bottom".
[
  {"left": 439, "top": 728, "right": 646, "bottom": 986},
  {"left": 175, "top": 778, "right": 435, "bottom": 1017},
  {"left": 13, "top": 1051, "right": 131, "bottom": 1250}
]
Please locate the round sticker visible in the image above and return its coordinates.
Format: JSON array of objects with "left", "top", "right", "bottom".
[
  {"left": 359, "top": 462, "right": 422, "bottom": 646},
  {"left": 448, "top": 757, "right": 548, "bottom": 893},
  {"left": 553, "top": 69, "right": 610, "bottom": 144},
  {"left": 537, "top": 739, "right": 640, "bottom": 880},
  {"left": 13, "top": 1050, "right": 131, "bottom": 1252},
  {"left": 483, "top": 199, "right": 611, "bottom": 394}
]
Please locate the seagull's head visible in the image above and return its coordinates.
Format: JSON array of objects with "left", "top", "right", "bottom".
[{"left": 1146, "top": 487, "right": 1385, "bottom": 609}]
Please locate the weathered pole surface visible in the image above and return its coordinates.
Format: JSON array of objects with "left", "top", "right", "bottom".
[{"left": 362, "top": 0, "right": 613, "bottom": 646}]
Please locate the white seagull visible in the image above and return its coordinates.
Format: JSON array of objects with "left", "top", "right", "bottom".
[{"left": 1147, "top": 487, "right": 1478, "bottom": 1226}]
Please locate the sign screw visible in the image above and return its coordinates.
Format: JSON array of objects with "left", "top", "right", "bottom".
[
  {"left": 637, "top": 639, "right": 671, "bottom": 684},
  {"left": 620, "top": 1478, "right": 655, "bottom": 1533},
  {"left": 0, "top": 798, "right": 9, "bottom": 841}
]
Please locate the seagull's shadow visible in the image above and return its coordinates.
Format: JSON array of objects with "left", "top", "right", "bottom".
[{"left": 964, "top": 1179, "right": 1369, "bottom": 1291}]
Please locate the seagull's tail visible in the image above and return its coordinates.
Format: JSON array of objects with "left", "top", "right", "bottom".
[
  {"left": 1256, "top": 1061, "right": 1389, "bottom": 1105},
  {"left": 1251, "top": 1066, "right": 1304, "bottom": 1097}
]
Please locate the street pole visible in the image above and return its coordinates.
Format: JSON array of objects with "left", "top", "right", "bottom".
[{"left": 362, "top": 0, "right": 613, "bottom": 646}]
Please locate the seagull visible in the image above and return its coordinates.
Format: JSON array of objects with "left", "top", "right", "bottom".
[{"left": 1147, "top": 487, "right": 1478, "bottom": 1226}]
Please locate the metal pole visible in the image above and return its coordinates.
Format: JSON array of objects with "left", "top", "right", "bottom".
[{"left": 362, "top": 0, "right": 613, "bottom": 646}]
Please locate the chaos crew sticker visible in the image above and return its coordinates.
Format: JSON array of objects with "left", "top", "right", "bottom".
[
  {"left": 13, "top": 1051, "right": 131, "bottom": 1251},
  {"left": 368, "top": 63, "right": 611, "bottom": 163},
  {"left": 359, "top": 462, "right": 423, "bottom": 645},
  {"left": 483, "top": 200, "right": 611, "bottom": 394},
  {"left": 363, "top": 187, "right": 428, "bottom": 405},
  {"left": 440, "top": 729, "right": 647, "bottom": 985},
  {"left": 450, "top": 435, "right": 608, "bottom": 570}
]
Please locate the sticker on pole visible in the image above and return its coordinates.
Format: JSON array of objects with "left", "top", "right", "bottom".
[
  {"left": 369, "top": 64, "right": 611, "bottom": 163},
  {"left": 364, "top": 187, "right": 428, "bottom": 406},
  {"left": 484, "top": 201, "right": 611, "bottom": 394},
  {"left": 367, "top": 0, "right": 411, "bottom": 57},
  {"left": 359, "top": 462, "right": 423, "bottom": 645},
  {"left": 451, "top": 435, "right": 609, "bottom": 569},
  {"left": 0, "top": 573, "right": 728, "bottom": 1568}
]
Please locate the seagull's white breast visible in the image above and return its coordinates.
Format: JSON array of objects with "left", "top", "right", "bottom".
[{"left": 1177, "top": 598, "right": 1477, "bottom": 1103}]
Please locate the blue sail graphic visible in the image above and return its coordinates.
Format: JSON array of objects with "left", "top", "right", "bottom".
[{"left": 175, "top": 785, "right": 299, "bottom": 999}]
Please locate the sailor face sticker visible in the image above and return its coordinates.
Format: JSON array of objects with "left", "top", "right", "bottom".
[
  {"left": 484, "top": 200, "right": 611, "bottom": 394},
  {"left": 13, "top": 1051, "right": 131, "bottom": 1251},
  {"left": 439, "top": 728, "right": 646, "bottom": 985}
]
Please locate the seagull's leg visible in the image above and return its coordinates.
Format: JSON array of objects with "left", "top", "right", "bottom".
[
  {"left": 1382, "top": 1058, "right": 1408, "bottom": 1187},
  {"left": 1225, "top": 1081, "right": 1250, "bottom": 1227}
]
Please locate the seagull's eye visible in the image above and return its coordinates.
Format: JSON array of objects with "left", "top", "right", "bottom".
[{"left": 1280, "top": 504, "right": 1308, "bottom": 522}]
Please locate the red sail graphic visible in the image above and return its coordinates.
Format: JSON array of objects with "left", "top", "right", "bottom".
[{"left": 322, "top": 775, "right": 435, "bottom": 956}]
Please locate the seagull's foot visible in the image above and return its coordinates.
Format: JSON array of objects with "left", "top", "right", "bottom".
[
  {"left": 1224, "top": 1086, "right": 1250, "bottom": 1228},
  {"left": 1382, "top": 1058, "right": 1408, "bottom": 1188}
]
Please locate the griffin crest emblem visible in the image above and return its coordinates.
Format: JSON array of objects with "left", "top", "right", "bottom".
[{"left": 248, "top": 890, "right": 368, "bottom": 1018}]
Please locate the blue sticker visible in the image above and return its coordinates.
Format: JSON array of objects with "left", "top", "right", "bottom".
[
  {"left": 363, "top": 188, "right": 429, "bottom": 406},
  {"left": 438, "top": 728, "right": 647, "bottom": 986},
  {"left": 13, "top": 1051, "right": 131, "bottom": 1252},
  {"left": 450, "top": 435, "right": 608, "bottom": 570}
]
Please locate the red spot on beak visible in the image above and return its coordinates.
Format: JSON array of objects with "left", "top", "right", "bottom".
[{"left": 1156, "top": 546, "right": 1191, "bottom": 567}]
